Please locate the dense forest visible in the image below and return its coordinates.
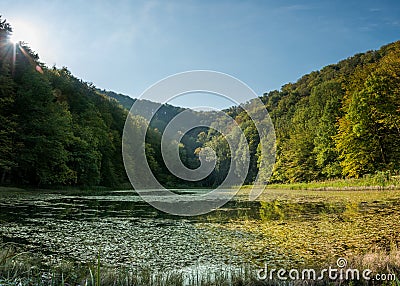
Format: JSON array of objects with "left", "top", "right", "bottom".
[
  {"left": 260, "top": 40, "right": 400, "bottom": 182},
  {"left": 1, "top": 16, "right": 399, "bottom": 188},
  {"left": 0, "top": 19, "right": 127, "bottom": 187},
  {"left": 0, "top": 16, "right": 204, "bottom": 188},
  {"left": 172, "top": 40, "right": 400, "bottom": 185}
]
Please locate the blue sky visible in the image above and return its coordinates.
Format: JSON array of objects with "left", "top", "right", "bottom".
[{"left": 2, "top": 0, "right": 400, "bottom": 109}]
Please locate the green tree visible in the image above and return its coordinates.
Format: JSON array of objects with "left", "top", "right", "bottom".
[
  {"left": 311, "top": 81, "right": 343, "bottom": 177},
  {"left": 14, "top": 69, "right": 75, "bottom": 185},
  {"left": 335, "top": 45, "right": 400, "bottom": 177},
  {"left": 0, "top": 59, "right": 17, "bottom": 183}
]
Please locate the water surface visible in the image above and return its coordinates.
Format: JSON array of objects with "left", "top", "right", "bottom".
[{"left": 1, "top": 188, "right": 399, "bottom": 270}]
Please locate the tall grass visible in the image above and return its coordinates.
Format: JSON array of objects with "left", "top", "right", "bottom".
[
  {"left": 0, "top": 245, "right": 258, "bottom": 286},
  {"left": 1, "top": 244, "right": 399, "bottom": 286},
  {"left": 260, "top": 171, "right": 400, "bottom": 191}
]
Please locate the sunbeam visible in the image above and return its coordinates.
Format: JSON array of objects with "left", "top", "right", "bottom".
[{"left": 12, "top": 41, "right": 16, "bottom": 75}]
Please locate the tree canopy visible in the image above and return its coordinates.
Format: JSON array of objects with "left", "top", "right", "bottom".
[{"left": 1, "top": 15, "right": 399, "bottom": 187}]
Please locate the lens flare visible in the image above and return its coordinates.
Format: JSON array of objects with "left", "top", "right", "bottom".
[{"left": 9, "top": 34, "right": 19, "bottom": 45}]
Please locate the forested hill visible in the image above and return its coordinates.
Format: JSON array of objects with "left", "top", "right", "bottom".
[
  {"left": 151, "top": 40, "right": 399, "bottom": 185},
  {"left": 0, "top": 17, "right": 134, "bottom": 187},
  {"left": 1, "top": 15, "right": 399, "bottom": 187},
  {"left": 102, "top": 40, "right": 400, "bottom": 185},
  {"left": 247, "top": 40, "right": 400, "bottom": 182},
  {"left": 99, "top": 89, "right": 187, "bottom": 132},
  {"left": 0, "top": 17, "right": 197, "bottom": 188},
  {"left": 98, "top": 89, "right": 135, "bottom": 110}
]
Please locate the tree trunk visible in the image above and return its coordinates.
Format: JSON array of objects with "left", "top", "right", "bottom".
[{"left": 1, "top": 170, "right": 6, "bottom": 184}]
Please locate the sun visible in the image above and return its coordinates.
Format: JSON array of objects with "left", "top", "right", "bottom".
[
  {"left": 8, "top": 19, "right": 37, "bottom": 45},
  {"left": 9, "top": 33, "right": 19, "bottom": 44},
  {"left": 8, "top": 19, "right": 55, "bottom": 68}
]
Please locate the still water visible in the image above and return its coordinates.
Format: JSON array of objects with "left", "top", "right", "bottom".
[{"left": 0, "top": 188, "right": 399, "bottom": 270}]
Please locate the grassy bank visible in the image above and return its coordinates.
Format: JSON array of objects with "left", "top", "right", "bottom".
[
  {"left": 0, "top": 244, "right": 399, "bottom": 285},
  {"left": 244, "top": 171, "right": 400, "bottom": 191},
  {"left": 0, "top": 245, "right": 257, "bottom": 286}
]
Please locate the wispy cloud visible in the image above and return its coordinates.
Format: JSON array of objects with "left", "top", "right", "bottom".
[
  {"left": 359, "top": 23, "right": 379, "bottom": 32},
  {"left": 369, "top": 8, "right": 382, "bottom": 12},
  {"left": 387, "top": 20, "right": 400, "bottom": 27},
  {"left": 277, "top": 4, "right": 313, "bottom": 11}
]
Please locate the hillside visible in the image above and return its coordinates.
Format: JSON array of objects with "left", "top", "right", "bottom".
[
  {"left": 0, "top": 17, "right": 204, "bottom": 188},
  {"left": 0, "top": 34, "right": 126, "bottom": 186},
  {"left": 104, "top": 40, "right": 400, "bottom": 185},
  {"left": 217, "top": 41, "right": 400, "bottom": 183},
  {"left": 1, "top": 15, "right": 399, "bottom": 187},
  {"left": 97, "top": 89, "right": 135, "bottom": 110}
]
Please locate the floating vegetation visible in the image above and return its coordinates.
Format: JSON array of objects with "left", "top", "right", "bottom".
[{"left": 0, "top": 188, "right": 400, "bottom": 285}]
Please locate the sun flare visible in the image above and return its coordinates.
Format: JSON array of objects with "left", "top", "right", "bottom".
[
  {"left": 8, "top": 19, "right": 38, "bottom": 46},
  {"left": 9, "top": 33, "right": 19, "bottom": 44}
]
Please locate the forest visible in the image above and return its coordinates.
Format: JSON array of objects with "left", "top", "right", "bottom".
[{"left": 1, "top": 16, "right": 400, "bottom": 188}]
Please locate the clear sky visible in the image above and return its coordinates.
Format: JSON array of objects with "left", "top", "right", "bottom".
[{"left": 2, "top": 0, "right": 400, "bottom": 109}]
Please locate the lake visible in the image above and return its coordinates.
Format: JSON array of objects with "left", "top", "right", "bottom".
[{"left": 1, "top": 188, "right": 400, "bottom": 273}]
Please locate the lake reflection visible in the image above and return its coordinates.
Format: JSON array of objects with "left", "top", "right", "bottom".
[{"left": 0, "top": 189, "right": 399, "bottom": 270}]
